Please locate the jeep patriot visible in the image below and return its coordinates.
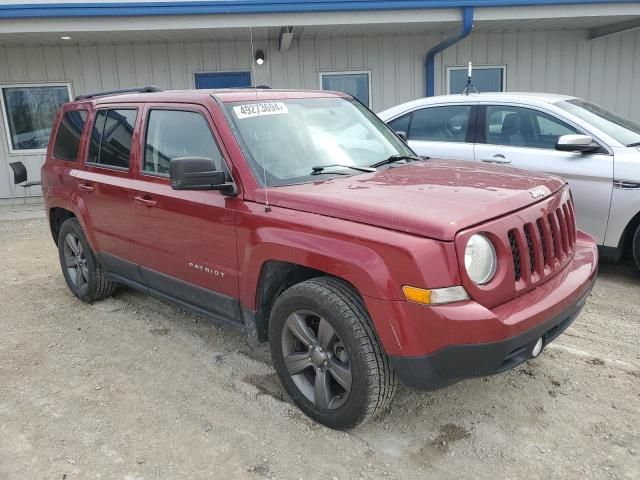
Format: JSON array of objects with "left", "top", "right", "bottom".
[{"left": 42, "top": 87, "right": 598, "bottom": 429}]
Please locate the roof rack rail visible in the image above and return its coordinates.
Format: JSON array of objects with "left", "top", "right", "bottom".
[{"left": 75, "top": 85, "right": 162, "bottom": 101}]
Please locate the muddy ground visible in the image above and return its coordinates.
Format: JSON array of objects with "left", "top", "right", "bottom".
[{"left": 1, "top": 215, "right": 638, "bottom": 479}]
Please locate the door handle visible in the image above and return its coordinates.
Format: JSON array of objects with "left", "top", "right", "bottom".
[
  {"left": 133, "top": 195, "right": 157, "bottom": 207},
  {"left": 481, "top": 154, "right": 511, "bottom": 164},
  {"left": 78, "top": 183, "right": 95, "bottom": 192}
]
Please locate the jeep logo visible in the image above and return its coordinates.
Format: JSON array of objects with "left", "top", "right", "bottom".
[
  {"left": 529, "top": 188, "right": 546, "bottom": 199},
  {"left": 188, "top": 262, "right": 226, "bottom": 278}
]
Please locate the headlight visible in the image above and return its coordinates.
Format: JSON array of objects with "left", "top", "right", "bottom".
[{"left": 464, "top": 234, "right": 497, "bottom": 285}]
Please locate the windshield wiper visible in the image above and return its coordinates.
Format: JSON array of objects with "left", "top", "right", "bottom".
[
  {"left": 627, "top": 142, "right": 640, "bottom": 147},
  {"left": 369, "top": 154, "right": 423, "bottom": 169},
  {"left": 311, "top": 164, "right": 377, "bottom": 175}
]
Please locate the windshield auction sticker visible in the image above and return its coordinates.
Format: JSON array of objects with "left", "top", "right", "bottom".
[{"left": 233, "top": 102, "right": 289, "bottom": 119}]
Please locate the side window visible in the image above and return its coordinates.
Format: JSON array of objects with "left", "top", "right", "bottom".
[
  {"left": 485, "top": 105, "right": 578, "bottom": 149},
  {"left": 536, "top": 115, "right": 576, "bottom": 137},
  {"left": 88, "top": 110, "right": 106, "bottom": 164},
  {"left": 387, "top": 113, "right": 410, "bottom": 134},
  {"left": 408, "top": 106, "right": 471, "bottom": 142},
  {"left": 143, "top": 109, "right": 224, "bottom": 175},
  {"left": 52, "top": 110, "right": 87, "bottom": 161},
  {"left": 87, "top": 109, "right": 137, "bottom": 169}
]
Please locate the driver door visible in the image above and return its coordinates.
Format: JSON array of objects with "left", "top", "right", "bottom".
[{"left": 128, "top": 104, "right": 243, "bottom": 323}]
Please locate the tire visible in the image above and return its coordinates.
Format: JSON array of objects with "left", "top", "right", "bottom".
[
  {"left": 269, "top": 277, "right": 396, "bottom": 429},
  {"left": 57, "top": 218, "right": 117, "bottom": 303},
  {"left": 633, "top": 225, "right": 640, "bottom": 272}
]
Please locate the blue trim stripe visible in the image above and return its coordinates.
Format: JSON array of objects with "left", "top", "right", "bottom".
[{"left": 0, "top": 0, "right": 634, "bottom": 19}]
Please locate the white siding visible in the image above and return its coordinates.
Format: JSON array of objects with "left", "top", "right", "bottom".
[{"left": 0, "top": 29, "right": 639, "bottom": 198}]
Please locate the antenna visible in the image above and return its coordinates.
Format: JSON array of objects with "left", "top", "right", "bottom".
[
  {"left": 250, "top": 25, "right": 271, "bottom": 212},
  {"left": 462, "top": 61, "right": 478, "bottom": 96}
]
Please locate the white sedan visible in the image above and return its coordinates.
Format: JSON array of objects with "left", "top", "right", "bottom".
[{"left": 378, "top": 92, "right": 640, "bottom": 270}]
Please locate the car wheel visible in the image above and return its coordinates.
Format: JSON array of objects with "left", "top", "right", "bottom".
[
  {"left": 633, "top": 224, "right": 640, "bottom": 272},
  {"left": 269, "top": 277, "right": 396, "bottom": 429},
  {"left": 57, "top": 218, "right": 117, "bottom": 302}
]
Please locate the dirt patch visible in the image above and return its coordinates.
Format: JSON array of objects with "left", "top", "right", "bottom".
[
  {"left": 431, "top": 424, "right": 471, "bottom": 451},
  {"left": 588, "top": 357, "right": 606, "bottom": 366},
  {"left": 149, "top": 327, "right": 170, "bottom": 336},
  {"left": 244, "top": 373, "right": 291, "bottom": 403}
]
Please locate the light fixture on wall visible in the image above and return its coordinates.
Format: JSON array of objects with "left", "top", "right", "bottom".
[
  {"left": 254, "top": 49, "right": 265, "bottom": 66},
  {"left": 60, "top": 36, "right": 72, "bottom": 40}
]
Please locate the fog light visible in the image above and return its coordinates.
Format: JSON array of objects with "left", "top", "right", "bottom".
[{"left": 531, "top": 337, "right": 543, "bottom": 357}]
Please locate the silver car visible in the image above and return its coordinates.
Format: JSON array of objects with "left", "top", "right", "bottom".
[{"left": 378, "top": 93, "right": 640, "bottom": 269}]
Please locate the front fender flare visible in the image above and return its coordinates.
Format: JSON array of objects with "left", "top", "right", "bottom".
[{"left": 240, "top": 227, "right": 403, "bottom": 352}]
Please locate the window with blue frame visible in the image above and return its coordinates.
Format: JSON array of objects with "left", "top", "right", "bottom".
[
  {"left": 320, "top": 71, "right": 371, "bottom": 107},
  {"left": 447, "top": 66, "right": 506, "bottom": 95}
]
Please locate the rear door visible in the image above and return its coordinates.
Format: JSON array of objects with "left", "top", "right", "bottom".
[
  {"left": 76, "top": 105, "right": 140, "bottom": 261},
  {"left": 387, "top": 104, "right": 476, "bottom": 160},
  {"left": 473, "top": 104, "right": 613, "bottom": 245},
  {"left": 128, "top": 103, "right": 242, "bottom": 323}
]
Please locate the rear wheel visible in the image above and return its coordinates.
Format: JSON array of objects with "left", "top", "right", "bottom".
[
  {"left": 269, "top": 277, "right": 396, "bottom": 429},
  {"left": 57, "top": 218, "right": 116, "bottom": 302}
]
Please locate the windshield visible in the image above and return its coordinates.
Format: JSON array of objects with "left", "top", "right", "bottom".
[
  {"left": 555, "top": 99, "right": 640, "bottom": 146},
  {"left": 224, "top": 97, "right": 414, "bottom": 186}
]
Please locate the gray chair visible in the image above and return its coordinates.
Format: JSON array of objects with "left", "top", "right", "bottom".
[{"left": 9, "top": 161, "right": 41, "bottom": 209}]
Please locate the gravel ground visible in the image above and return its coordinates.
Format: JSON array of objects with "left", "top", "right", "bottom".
[{"left": 0, "top": 216, "right": 638, "bottom": 480}]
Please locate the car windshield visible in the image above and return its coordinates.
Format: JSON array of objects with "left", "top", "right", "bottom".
[
  {"left": 555, "top": 98, "right": 640, "bottom": 146},
  {"left": 224, "top": 97, "right": 414, "bottom": 186}
]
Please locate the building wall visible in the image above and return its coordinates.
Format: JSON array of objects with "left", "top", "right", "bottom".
[{"left": 0, "top": 28, "right": 639, "bottom": 199}]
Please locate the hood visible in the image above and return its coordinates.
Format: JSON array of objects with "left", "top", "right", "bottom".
[{"left": 260, "top": 160, "right": 566, "bottom": 241}]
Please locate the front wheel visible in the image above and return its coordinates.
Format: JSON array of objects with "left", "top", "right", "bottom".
[
  {"left": 57, "top": 218, "right": 117, "bottom": 302},
  {"left": 633, "top": 224, "right": 640, "bottom": 272},
  {"left": 269, "top": 277, "right": 396, "bottom": 429}
]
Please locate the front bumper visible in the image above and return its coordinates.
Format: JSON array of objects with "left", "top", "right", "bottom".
[
  {"left": 364, "top": 230, "right": 598, "bottom": 390},
  {"left": 388, "top": 278, "right": 594, "bottom": 390}
]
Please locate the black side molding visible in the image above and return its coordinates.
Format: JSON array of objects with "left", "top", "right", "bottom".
[{"left": 96, "top": 252, "right": 245, "bottom": 329}]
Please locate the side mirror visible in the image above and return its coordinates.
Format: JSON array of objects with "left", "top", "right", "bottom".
[
  {"left": 556, "top": 134, "right": 599, "bottom": 153},
  {"left": 395, "top": 131, "right": 408, "bottom": 143},
  {"left": 169, "top": 156, "right": 236, "bottom": 195}
]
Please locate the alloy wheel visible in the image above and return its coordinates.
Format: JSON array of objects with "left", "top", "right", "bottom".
[
  {"left": 281, "top": 310, "right": 352, "bottom": 409},
  {"left": 63, "top": 233, "right": 89, "bottom": 293}
]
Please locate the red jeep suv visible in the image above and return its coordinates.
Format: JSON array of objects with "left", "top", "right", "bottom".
[{"left": 42, "top": 87, "right": 598, "bottom": 429}]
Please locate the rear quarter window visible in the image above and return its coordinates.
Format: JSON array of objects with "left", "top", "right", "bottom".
[{"left": 52, "top": 110, "right": 87, "bottom": 161}]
